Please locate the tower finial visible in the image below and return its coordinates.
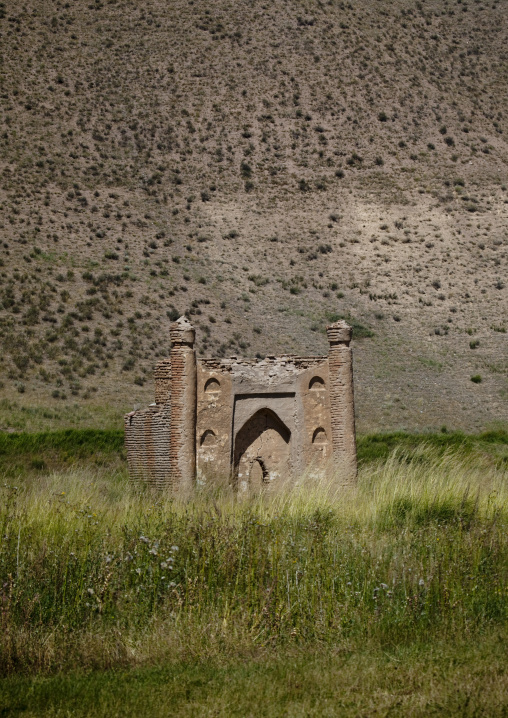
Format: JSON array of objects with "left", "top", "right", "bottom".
[
  {"left": 326, "top": 319, "right": 352, "bottom": 346},
  {"left": 170, "top": 315, "right": 195, "bottom": 346}
]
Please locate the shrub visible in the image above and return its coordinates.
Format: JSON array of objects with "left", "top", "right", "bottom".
[
  {"left": 346, "top": 152, "right": 363, "bottom": 167},
  {"left": 248, "top": 275, "right": 269, "bottom": 287},
  {"left": 122, "top": 358, "right": 135, "bottom": 371},
  {"left": 325, "top": 312, "right": 373, "bottom": 339},
  {"left": 471, "top": 375, "right": 482, "bottom": 384},
  {"left": 240, "top": 161, "right": 252, "bottom": 178}
]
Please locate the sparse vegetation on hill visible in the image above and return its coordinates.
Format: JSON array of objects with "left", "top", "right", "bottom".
[{"left": 0, "top": 0, "right": 506, "bottom": 431}]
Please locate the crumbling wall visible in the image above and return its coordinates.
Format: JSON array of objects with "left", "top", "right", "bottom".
[
  {"left": 297, "top": 361, "right": 333, "bottom": 475},
  {"left": 196, "top": 362, "right": 233, "bottom": 484},
  {"left": 125, "top": 319, "right": 357, "bottom": 491},
  {"left": 124, "top": 403, "right": 172, "bottom": 488},
  {"left": 154, "top": 359, "right": 171, "bottom": 405}
]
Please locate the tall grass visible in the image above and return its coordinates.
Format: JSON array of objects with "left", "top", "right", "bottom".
[{"left": 0, "top": 446, "right": 506, "bottom": 675}]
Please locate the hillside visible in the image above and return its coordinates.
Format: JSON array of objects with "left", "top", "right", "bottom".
[{"left": 0, "top": 0, "right": 507, "bottom": 432}]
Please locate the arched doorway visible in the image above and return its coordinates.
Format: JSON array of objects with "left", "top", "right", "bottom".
[{"left": 234, "top": 408, "right": 291, "bottom": 493}]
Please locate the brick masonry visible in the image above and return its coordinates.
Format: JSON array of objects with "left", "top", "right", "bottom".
[{"left": 125, "top": 318, "right": 357, "bottom": 492}]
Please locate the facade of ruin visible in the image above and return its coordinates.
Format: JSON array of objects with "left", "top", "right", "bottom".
[{"left": 125, "top": 317, "right": 357, "bottom": 493}]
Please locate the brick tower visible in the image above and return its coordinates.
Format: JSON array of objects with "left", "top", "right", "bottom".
[
  {"left": 326, "top": 320, "right": 357, "bottom": 481},
  {"left": 169, "top": 316, "right": 197, "bottom": 493}
]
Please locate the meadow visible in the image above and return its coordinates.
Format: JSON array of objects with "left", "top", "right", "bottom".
[{"left": 0, "top": 432, "right": 507, "bottom": 715}]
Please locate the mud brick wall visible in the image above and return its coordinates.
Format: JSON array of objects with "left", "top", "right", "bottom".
[
  {"left": 196, "top": 362, "right": 233, "bottom": 484},
  {"left": 124, "top": 404, "right": 172, "bottom": 488},
  {"left": 297, "top": 361, "right": 333, "bottom": 476},
  {"left": 154, "top": 359, "right": 172, "bottom": 405},
  {"left": 327, "top": 323, "right": 357, "bottom": 482},
  {"left": 125, "top": 318, "right": 357, "bottom": 491}
]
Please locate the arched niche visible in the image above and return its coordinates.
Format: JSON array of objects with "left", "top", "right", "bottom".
[
  {"left": 204, "top": 377, "right": 220, "bottom": 395},
  {"left": 309, "top": 376, "right": 325, "bottom": 391},
  {"left": 312, "top": 427, "right": 328, "bottom": 445},
  {"left": 234, "top": 408, "right": 291, "bottom": 490},
  {"left": 200, "top": 429, "right": 216, "bottom": 446}
]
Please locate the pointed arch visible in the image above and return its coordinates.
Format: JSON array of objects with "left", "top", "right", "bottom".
[
  {"left": 234, "top": 408, "right": 291, "bottom": 490},
  {"left": 235, "top": 407, "right": 291, "bottom": 448}
]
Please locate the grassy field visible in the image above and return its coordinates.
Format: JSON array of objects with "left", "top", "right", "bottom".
[
  {"left": 1, "top": 425, "right": 507, "bottom": 478},
  {"left": 0, "top": 433, "right": 507, "bottom": 715}
]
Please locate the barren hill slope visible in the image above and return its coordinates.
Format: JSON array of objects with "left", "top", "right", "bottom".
[{"left": 0, "top": 0, "right": 507, "bottom": 432}]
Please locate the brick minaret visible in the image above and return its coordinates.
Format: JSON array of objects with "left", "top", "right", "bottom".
[
  {"left": 327, "top": 320, "right": 357, "bottom": 482},
  {"left": 169, "top": 316, "right": 197, "bottom": 493}
]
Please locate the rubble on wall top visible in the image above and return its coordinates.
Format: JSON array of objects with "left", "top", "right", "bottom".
[{"left": 199, "top": 354, "right": 326, "bottom": 381}]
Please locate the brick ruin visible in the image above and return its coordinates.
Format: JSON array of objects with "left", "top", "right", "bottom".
[{"left": 125, "top": 317, "right": 357, "bottom": 493}]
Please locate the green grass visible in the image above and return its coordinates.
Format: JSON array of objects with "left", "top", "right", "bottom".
[
  {"left": 1, "top": 633, "right": 506, "bottom": 717},
  {"left": 325, "top": 311, "right": 374, "bottom": 339},
  {"left": 0, "top": 428, "right": 125, "bottom": 478},
  {"left": 357, "top": 429, "right": 508, "bottom": 465},
  {"left": 4, "top": 426, "right": 506, "bottom": 480},
  {"left": 0, "top": 435, "right": 506, "bottom": 714},
  {"left": 0, "top": 399, "right": 127, "bottom": 433}
]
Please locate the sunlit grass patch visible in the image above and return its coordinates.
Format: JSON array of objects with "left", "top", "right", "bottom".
[{"left": 0, "top": 442, "right": 506, "bottom": 678}]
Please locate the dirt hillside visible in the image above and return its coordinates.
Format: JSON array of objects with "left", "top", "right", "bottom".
[{"left": 0, "top": 0, "right": 507, "bottom": 432}]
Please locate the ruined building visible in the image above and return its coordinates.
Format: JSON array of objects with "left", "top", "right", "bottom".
[{"left": 125, "top": 317, "right": 357, "bottom": 492}]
